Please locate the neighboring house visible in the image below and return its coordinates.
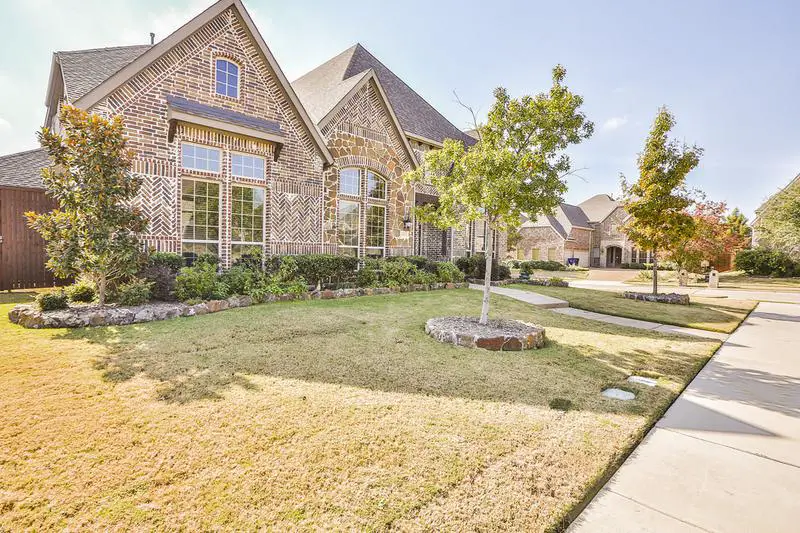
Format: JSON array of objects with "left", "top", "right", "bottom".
[
  {"left": 0, "top": 0, "right": 504, "bottom": 289},
  {"left": 516, "top": 194, "right": 653, "bottom": 268},
  {"left": 752, "top": 173, "right": 800, "bottom": 248}
]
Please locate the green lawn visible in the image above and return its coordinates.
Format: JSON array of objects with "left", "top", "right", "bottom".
[
  {"left": 626, "top": 270, "right": 800, "bottom": 291},
  {"left": 511, "top": 284, "right": 755, "bottom": 333},
  {"left": 0, "top": 290, "right": 718, "bottom": 531}
]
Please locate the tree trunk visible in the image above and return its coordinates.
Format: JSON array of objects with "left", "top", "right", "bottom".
[
  {"left": 480, "top": 227, "right": 494, "bottom": 325},
  {"left": 652, "top": 252, "right": 658, "bottom": 296},
  {"left": 98, "top": 274, "right": 107, "bottom": 306}
]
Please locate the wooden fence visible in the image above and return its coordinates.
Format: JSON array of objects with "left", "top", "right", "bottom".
[{"left": 0, "top": 187, "right": 61, "bottom": 291}]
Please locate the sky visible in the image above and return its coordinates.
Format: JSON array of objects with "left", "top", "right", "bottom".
[{"left": 2, "top": 0, "right": 800, "bottom": 219}]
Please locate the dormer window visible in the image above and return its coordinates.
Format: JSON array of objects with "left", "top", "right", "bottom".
[{"left": 215, "top": 58, "right": 239, "bottom": 98}]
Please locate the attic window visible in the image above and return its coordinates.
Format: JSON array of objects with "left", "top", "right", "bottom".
[{"left": 215, "top": 58, "right": 239, "bottom": 98}]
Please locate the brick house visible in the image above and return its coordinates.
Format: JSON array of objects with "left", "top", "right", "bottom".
[
  {"left": 516, "top": 194, "right": 654, "bottom": 268},
  {"left": 0, "top": 0, "right": 504, "bottom": 286}
]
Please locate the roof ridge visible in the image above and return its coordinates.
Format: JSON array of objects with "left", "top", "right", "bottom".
[
  {"left": 292, "top": 44, "right": 359, "bottom": 84},
  {"left": 56, "top": 43, "right": 151, "bottom": 56},
  {"left": 0, "top": 147, "right": 46, "bottom": 161},
  {"left": 348, "top": 43, "right": 470, "bottom": 140}
]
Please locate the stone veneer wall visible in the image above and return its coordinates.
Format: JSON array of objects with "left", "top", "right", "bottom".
[
  {"left": 91, "top": 8, "right": 326, "bottom": 266},
  {"left": 596, "top": 207, "right": 633, "bottom": 265},
  {"left": 320, "top": 80, "right": 415, "bottom": 257}
]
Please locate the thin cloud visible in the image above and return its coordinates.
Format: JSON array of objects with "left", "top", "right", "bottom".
[
  {"left": 602, "top": 116, "right": 628, "bottom": 131},
  {"left": 0, "top": 117, "right": 11, "bottom": 130}
]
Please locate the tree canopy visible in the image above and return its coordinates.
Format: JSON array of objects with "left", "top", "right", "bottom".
[
  {"left": 621, "top": 107, "right": 702, "bottom": 294},
  {"left": 757, "top": 180, "right": 800, "bottom": 257},
  {"left": 404, "top": 66, "right": 593, "bottom": 323},
  {"left": 27, "top": 105, "right": 147, "bottom": 304}
]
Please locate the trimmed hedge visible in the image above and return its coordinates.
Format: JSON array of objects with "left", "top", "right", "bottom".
[
  {"left": 735, "top": 248, "right": 799, "bottom": 277},
  {"left": 519, "top": 260, "right": 565, "bottom": 273},
  {"left": 37, "top": 291, "right": 69, "bottom": 311}
]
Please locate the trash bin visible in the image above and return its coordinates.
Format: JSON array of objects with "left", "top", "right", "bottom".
[{"left": 567, "top": 258, "right": 579, "bottom": 266}]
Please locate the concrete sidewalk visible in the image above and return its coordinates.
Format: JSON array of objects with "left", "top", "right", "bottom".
[
  {"left": 568, "top": 302, "right": 800, "bottom": 533},
  {"left": 468, "top": 284, "right": 568, "bottom": 309},
  {"left": 552, "top": 307, "right": 729, "bottom": 341}
]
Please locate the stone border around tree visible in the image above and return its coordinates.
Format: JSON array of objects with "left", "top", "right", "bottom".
[
  {"left": 623, "top": 291, "right": 690, "bottom": 305},
  {"left": 9, "top": 282, "right": 470, "bottom": 329},
  {"left": 425, "top": 316, "right": 546, "bottom": 351}
]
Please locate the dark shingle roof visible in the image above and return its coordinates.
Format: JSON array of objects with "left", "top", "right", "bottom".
[
  {"left": 57, "top": 44, "right": 152, "bottom": 102},
  {"left": 292, "top": 44, "right": 475, "bottom": 146},
  {"left": 167, "top": 95, "right": 282, "bottom": 136},
  {"left": 0, "top": 149, "right": 50, "bottom": 189},
  {"left": 558, "top": 203, "right": 591, "bottom": 230}
]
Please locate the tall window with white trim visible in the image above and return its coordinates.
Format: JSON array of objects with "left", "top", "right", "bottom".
[
  {"left": 231, "top": 185, "right": 265, "bottom": 261},
  {"left": 181, "top": 179, "right": 220, "bottom": 263},
  {"left": 337, "top": 168, "right": 387, "bottom": 257},
  {"left": 338, "top": 200, "right": 360, "bottom": 256}
]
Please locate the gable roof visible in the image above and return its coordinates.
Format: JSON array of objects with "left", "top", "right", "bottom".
[
  {"left": 522, "top": 203, "right": 590, "bottom": 239},
  {"left": 522, "top": 213, "right": 568, "bottom": 239},
  {"left": 56, "top": 45, "right": 152, "bottom": 102},
  {"left": 578, "top": 193, "right": 620, "bottom": 223},
  {"left": 292, "top": 44, "right": 476, "bottom": 147},
  {"left": 68, "top": 0, "right": 333, "bottom": 166},
  {"left": 0, "top": 148, "right": 50, "bottom": 189}
]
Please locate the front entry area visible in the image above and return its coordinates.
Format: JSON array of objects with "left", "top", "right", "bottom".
[{"left": 605, "top": 246, "right": 622, "bottom": 268}]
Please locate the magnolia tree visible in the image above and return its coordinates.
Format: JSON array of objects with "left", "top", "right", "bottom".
[
  {"left": 621, "top": 107, "right": 703, "bottom": 295},
  {"left": 404, "top": 66, "right": 593, "bottom": 324},
  {"left": 27, "top": 105, "right": 147, "bottom": 305}
]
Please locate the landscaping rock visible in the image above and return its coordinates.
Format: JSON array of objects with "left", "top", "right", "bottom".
[
  {"left": 425, "top": 316, "right": 546, "bottom": 351},
  {"left": 627, "top": 375, "right": 658, "bottom": 387},
  {"left": 205, "top": 300, "right": 229, "bottom": 313},
  {"left": 623, "top": 291, "right": 690, "bottom": 305},
  {"left": 602, "top": 388, "right": 636, "bottom": 401}
]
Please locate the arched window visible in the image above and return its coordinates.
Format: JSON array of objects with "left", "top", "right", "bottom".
[
  {"left": 337, "top": 168, "right": 387, "bottom": 257},
  {"left": 215, "top": 58, "right": 239, "bottom": 98}
]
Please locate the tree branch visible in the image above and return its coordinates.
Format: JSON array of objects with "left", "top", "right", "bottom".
[{"left": 453, "top": 90, "right": 481, "bottom": 141}]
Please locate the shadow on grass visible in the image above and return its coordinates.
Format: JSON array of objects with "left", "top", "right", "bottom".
[
  {"left": 0, "top": 291, "right": 38, "bottom": 305},
  {"left": 53, "top": 291, "right": 706, "bottom": 417}
]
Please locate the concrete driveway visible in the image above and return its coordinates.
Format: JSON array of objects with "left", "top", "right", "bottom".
[{"left": 568, "top": 302, "right": 800, "bottom": 532}]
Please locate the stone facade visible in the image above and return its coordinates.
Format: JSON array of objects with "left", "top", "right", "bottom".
[{"left": 590, "top": 206, "right": 634, "bottom": 267}]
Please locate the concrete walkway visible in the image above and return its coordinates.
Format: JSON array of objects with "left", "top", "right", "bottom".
[
  {"left": 552, "top": 307, "right": 729, "bottom": 341},
  {"left": 468, "top": 284, "right": 568, "bottom": 309},
  {"left": 569, "top": 302, "right": 800, "bottom": 533},
  {"left": 475, "top": 285, "right": 726, "bottom": 340}
]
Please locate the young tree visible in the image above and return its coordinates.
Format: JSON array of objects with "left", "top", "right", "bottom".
[
  {"left": 26, "top": 105, "right": 147, "bottom": 305},
  {"left": 404, "top": 66, "right": 593, "bottom": 323},
  {"left": 726, "top": 207, "right": 752, "bottom": 242},
  {"left": 621, "top": 107, "right": 702, "bottom": 295}
]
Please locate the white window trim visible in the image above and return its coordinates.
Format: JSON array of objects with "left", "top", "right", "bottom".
[
  {"left": 213, "top": 57, "right": 242, "bottom": 100},
  {"left": 365, "top": 203, "right": 387, "bottom": 257},
  {"left": 338, "top": 167, "right": 362, "bottom": 198},
  {"left": 230, "top": 184, "right": 266, "bottom": 249},
  {"left": 366, "top": 171, "right": 387, "bottom": 201},
  {"left": 230, "top": 151, "right": 266, "bottom": 180},
  {"left": 181, "top": 142, "right": 222, "bottom": 174},
  {"left": 337, "top": 199, "right": 361, "bottom": 253},
  {"left": 181, "top": 177, "right": 222, "bottom": 253}
]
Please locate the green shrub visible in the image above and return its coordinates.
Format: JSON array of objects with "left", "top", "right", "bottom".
[
  {"left": 401, "top": 255, "right": 439, "bottom": 274},
  {"left": 383, "top": 258, "right": 417, "bottom": 287},
  {"left": 37, "top": 291, "right": 69, "bottom": 311},
  {"left": 139, "top": 252, "right": 183, "bottom": 300},
  {"left": 735, "top": 248, "right": 799, "bottom": 277},
  {"left": 115, "top": 278, "right": 153, "bottom": 306},
  {"left": 220, "top": 264, "right": 257, "bottom": 296},
  {"left": 66, "top": 281, "right": 96, "bottom": 303},
  {"left": 175, "top": 262, "right": 228, "bottom": 301},
  {"left": 436, "top": 261, "right": 465, "bottom": 283},
  {"left": 194, "top": 253, "right": 220, "bottom": 268},
  {"left": 412, "top": 270, "right": 438, "bottom": 285},
  {"left": 454, "top": 254, "right": 509, "bottom": 280},
  {"left": 356, "top": 266, "right": 379, "bottom": 287},
  {"left": 294, "top": 254, "right": 358, "bottom": 288},
  {"left": 520, "top": 260, "right": 565, "bottom": 274}
]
